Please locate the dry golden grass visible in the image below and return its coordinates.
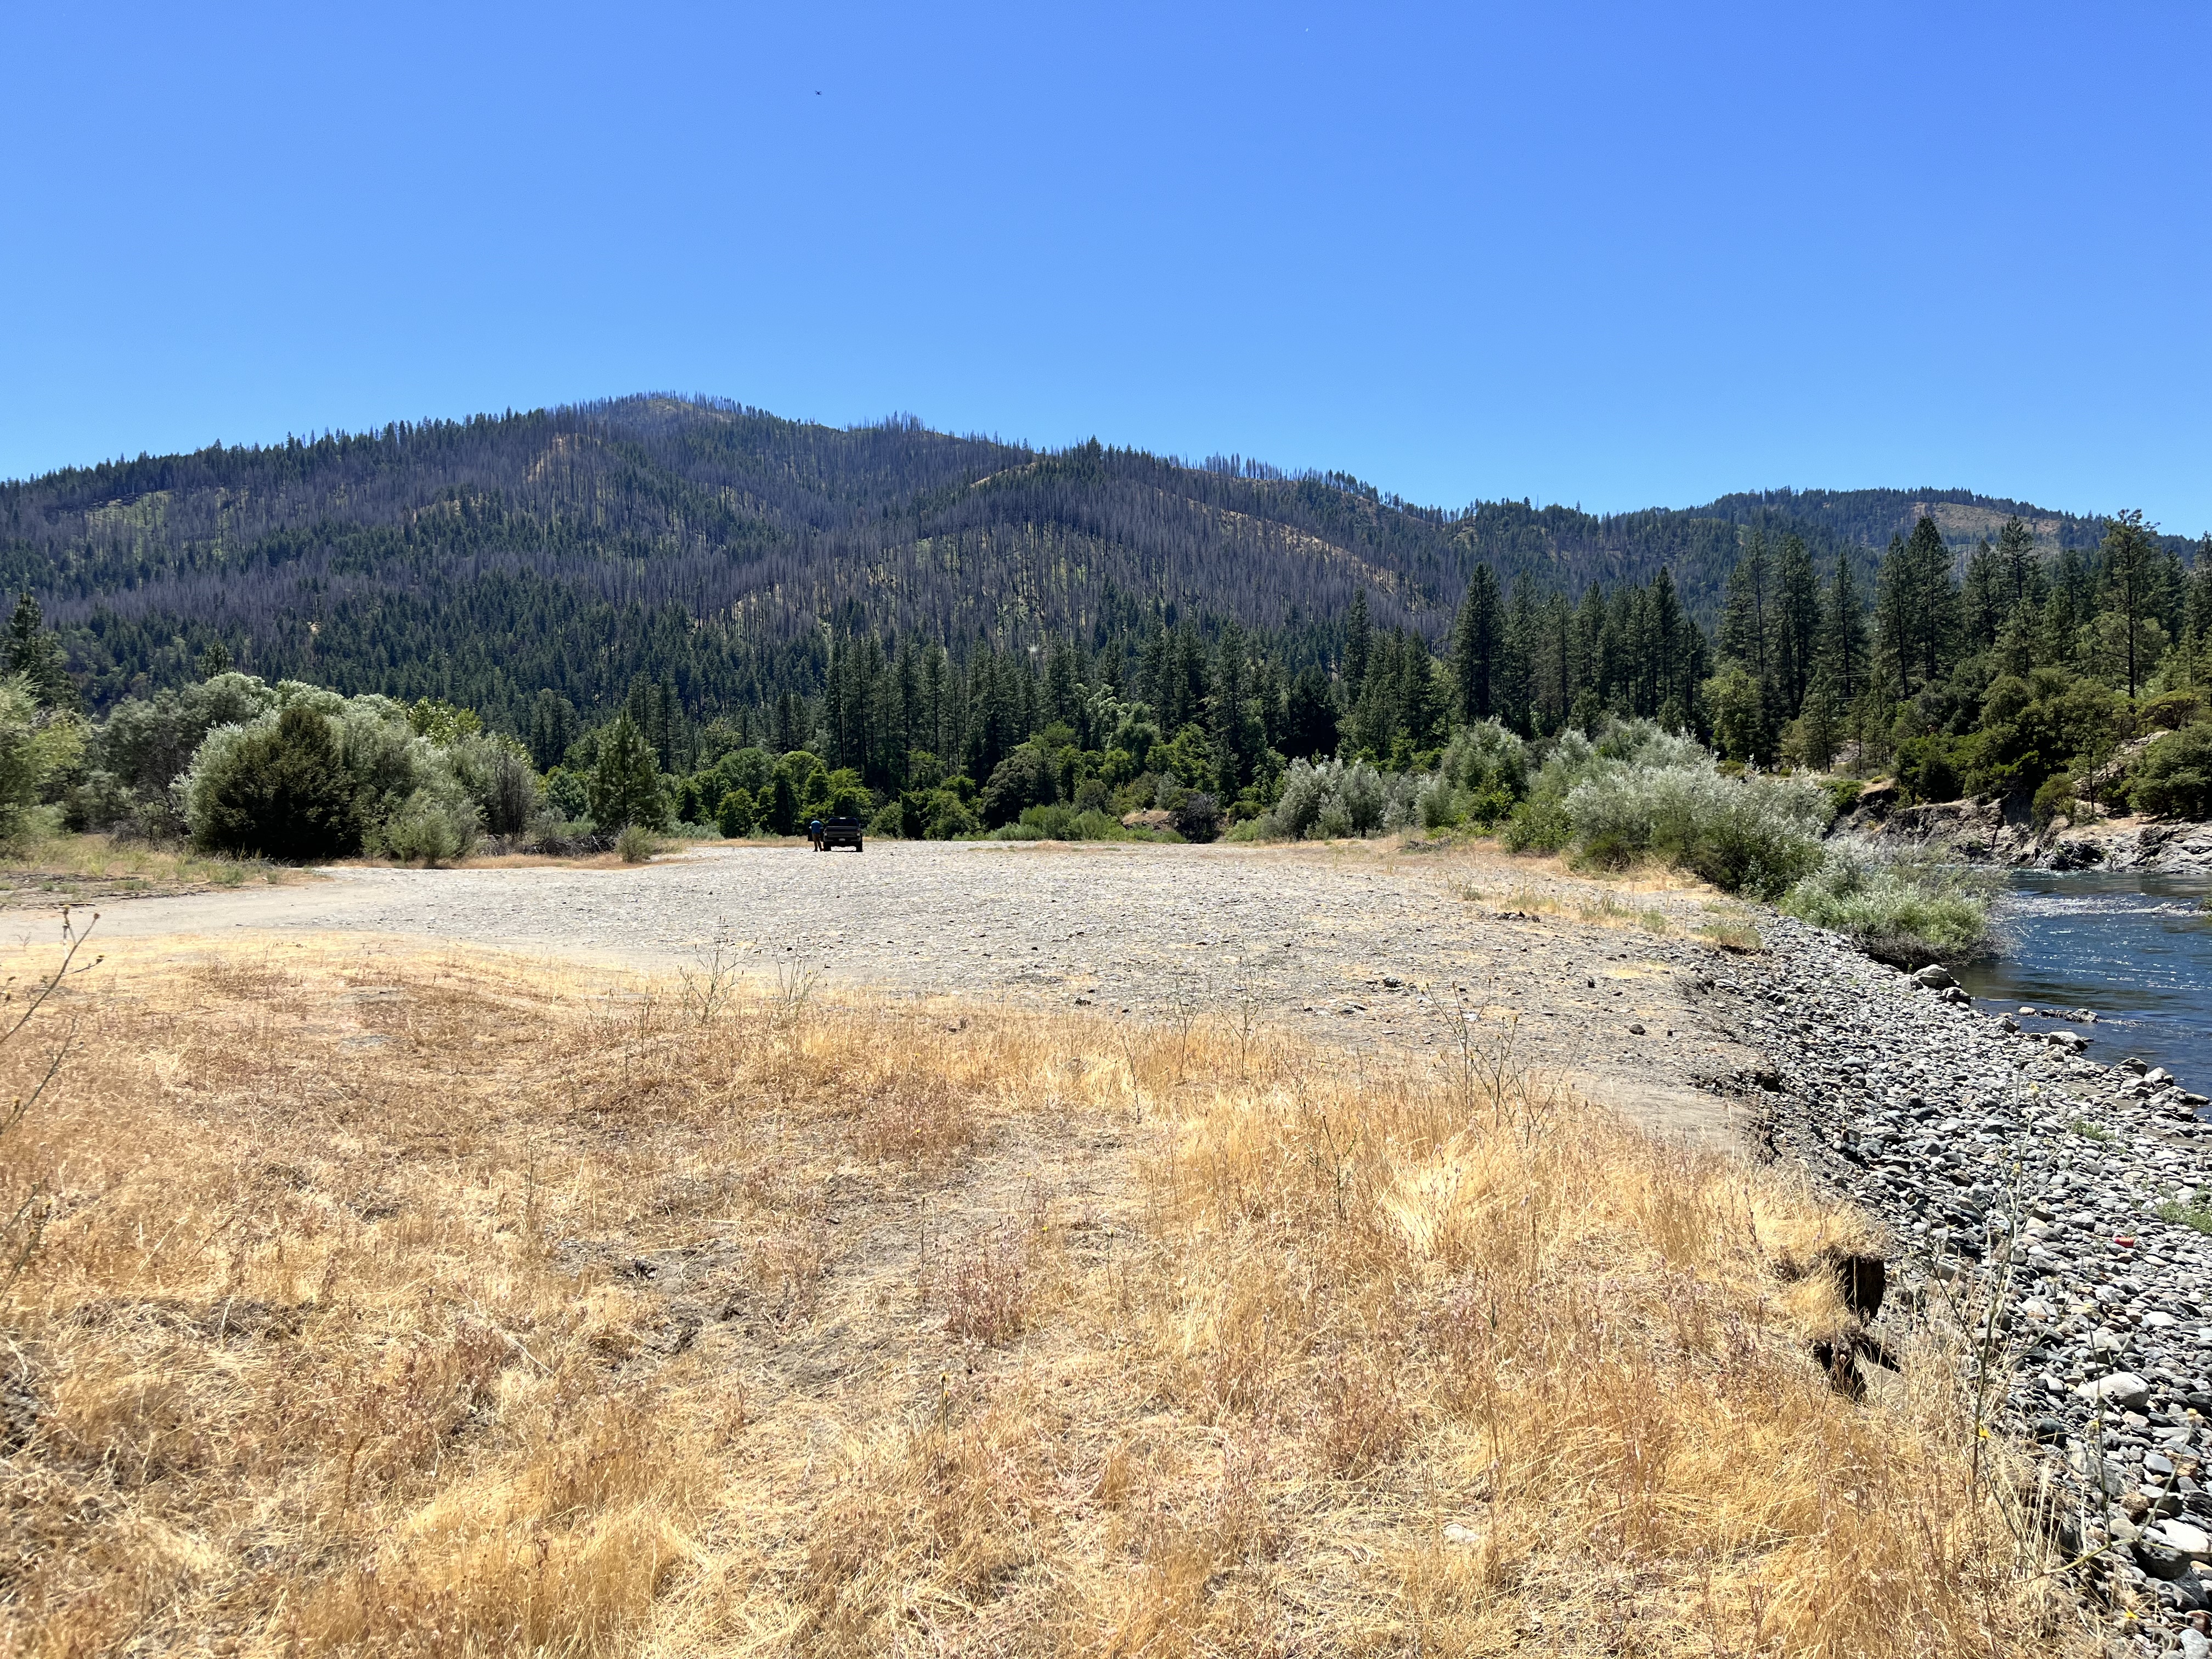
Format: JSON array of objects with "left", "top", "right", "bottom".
[
  {"left": 0, "top": 933, "right": 2085, "bottom": 1656},
  {"left": 0, "top": 830, "right": 294, "bottom": 904}
]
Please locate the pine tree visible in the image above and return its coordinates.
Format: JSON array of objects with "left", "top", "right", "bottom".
[
  {"left": 1719, "top": 532, "right": 1771, "bottom": 685},
  {"left": 1342, "top": 590, "right": 1372, "bottom": 700},
  {"left": 1772, "top": 534, "right": 1819, "bottom": 720},
  {"left": 1449, "top": 564, "right": 1500, "bottom": 721},
  {"left": 588, "top": 713, "right": 665, "bottom": 830},
  {"left": 1498, "top": 580, "right": 1539, "bottom": 735},
  {"left": 2, "top": 593, "right": 76, "bottom": 710},
  {"left": 1911, "top": 517, "right": 1958, "bottom": 690},
  {"left": 2100, "top": 509, "right": 2160, "bottom": 699},
  {"left": 1875, "top": 519, "right": 1954, "bottom": 696},
  {"left": 1647, "top": 568, "right": 1685, "bottom": 717},
  {"left": 528, "top": 689, "right": 577, "bottom": 770},
  {"left": 1820, "top": 554, "right": 1867, "bottom": 705},
  {"left": 1961, "top": 537, "right": 2006, "bottom": 653},
  {"left": 1398, "top": 637, "right": 1445, "bottom": 754},
  {"left": 1997, "top": 516, "right": 2039, "bottom": 612}
]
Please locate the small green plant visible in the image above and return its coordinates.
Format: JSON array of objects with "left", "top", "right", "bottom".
[
  {"left": 374, "top": 788, "right": 478, "bottom": 865},
  {"left": 1781, "top": 842, "right": 1994, "bottom": 967},
  {"left": 2070, "top": 1119, "right": 2113, "bottom": 1144},
  {"left": 615, "top": 823, "right": 659, "bottom": 864},
  {"left": 1696, "top": 918, "right": 1762, "bottom": 953},
  {"left": 2157, "top": 1186, "right": 2212, "bottom": 1233}
]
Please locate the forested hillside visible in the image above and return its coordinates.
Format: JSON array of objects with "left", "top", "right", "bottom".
[{"left": 0, "top": 393, "right": 2193, "bottom": 730}]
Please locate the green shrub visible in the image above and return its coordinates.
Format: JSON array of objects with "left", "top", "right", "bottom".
[
  {"left": 543, "top": 765, "right": 589, "bottom": 822},
  {"left": 373, "top": 788, "right": 478, "bottom": 865},
  {"left": 446, "top": 732, "right": 538, "bottom": 836},
  {"left": 1501, "top": 792, "right": 1573, "bottom": 853},
  {"left": 1564, "top": 764, "right": 1829, "bottom": 898},
  {"left": 2031, "top": 775, "right": 2076, "bottom": 830},
  {"left": 979, "top": 746, "right": 1058, "bottom": 827},
  {"left": 615, "top": 823, "right": 658, "bottom": 863},
  {"left": 0, "top": 676, "right": 84, "bottom": 845},
  {"left": 716, "top": 787, "right": 758, "bottom": 838},
  {"left": 2131, "top": 725, "right": 2212, "bottom": 819},
  {"left": 866, "top": 799, "right": 906, "bottom": 839},
  {"left": 1261, "top": 758, "right": 1411, "bottom": 839},
  {"left": 924, "top": 793, "right": 979, "bottom": 839},
  {"left": 821, "top": 767, "right": 872, "bottom": 819},
  {"left": 1897, "top": 735, "right": 1965, "bottom": 803},
  {"left": 189, "top": 704, "right": 363, "bottom": 861},
  {"left": 1780, "top": 843, "right": 1995, "bottom": 968},
  {"left": 2140, "top": 689, "right": 2206, "bottom": 732},
  {"left": 1822, "top": 778, "right": 1864, "bottom": 821},
  {"left": 1018, "top": 803, "right": 1078, "bottom": 840},
  {"left": 85, "top": 671, "right": 279, "bottom": 836}
]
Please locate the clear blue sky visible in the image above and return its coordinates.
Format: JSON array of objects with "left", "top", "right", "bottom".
[{"left": 5, "top": 2, "right": 2206, "bottom": 534}]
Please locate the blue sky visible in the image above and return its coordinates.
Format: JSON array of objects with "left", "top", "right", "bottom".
[{"left": 4, "top": 2, "right": 2206, "bottom": 533}]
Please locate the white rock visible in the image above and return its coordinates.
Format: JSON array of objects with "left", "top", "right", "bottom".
[
  {"left": 2153, "top": 1519, "right": 2212, "bottom": 1559},
  {"left": 2077, "top": 1371, "right": 2153, "bottom": 1413}
]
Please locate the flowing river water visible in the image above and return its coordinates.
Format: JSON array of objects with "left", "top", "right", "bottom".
[{"left": 1955, "top": 870, "right": 2212, "bottom": 1094}]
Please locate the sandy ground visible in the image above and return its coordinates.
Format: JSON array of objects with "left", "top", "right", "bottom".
[{"left": 29, "top": 839, "right": 1773, "bottom": 1145}]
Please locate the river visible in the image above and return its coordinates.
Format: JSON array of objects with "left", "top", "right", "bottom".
[{"left": 1954, "top": 870, "right": 2212, "bottom": 1094}]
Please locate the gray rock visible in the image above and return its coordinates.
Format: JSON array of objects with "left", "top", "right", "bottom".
[
  {"left": 1912, "top": 964, "right": 1956, "bottom": 989},
  {"left": 2135, "top": 1534, "right": 2195, "bottom": 1580},
  {"left": 2081, "top": 1372, "right": 2155, "bottom": 1413}
]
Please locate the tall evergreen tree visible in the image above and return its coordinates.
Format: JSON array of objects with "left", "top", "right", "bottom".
[
  {"left": 1875, "top": 518, "right": 1955, "bottom": 696},
  {"left": 1960, "top": 538, "right": 2005, "bottom": 654},
  {"left": 2100, "top": 509, "right": 2161, "bottom": 699},
  {"left": 1771, "top": 534, "right": 1820, "bottom": 720},
  {"left": 1341, "top": 590, "right": 1372, "bottom": 701},
  {"left": 1719, "top": 532, "right": 1771, "bottom": 686},
  {"left": 1820, "top": 553, "right": 1867, "bottom": 704},
  {"left": 528, "top": 689, "right": 577, "bottom": 770},
  {"left": 1997, "top": 516, "right": 2039, "bottom": 612},
  {"left": 1449, "top": 564, "right": 1501, "bottom": 721},
  {"left": 2, "top": 593, "right": 77, "bottom": 710},
  {"left": 588, "top": 713, "right": 665, "bottom": 830}
]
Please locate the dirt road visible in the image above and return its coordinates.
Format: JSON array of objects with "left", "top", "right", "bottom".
[{"left": 41, "top": 839, "right": 1769, "bottom": 1143}]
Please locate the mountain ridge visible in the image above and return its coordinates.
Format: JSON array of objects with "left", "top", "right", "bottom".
[{"left": 0, "top": 393, "right": 2194, "bottom": 721}]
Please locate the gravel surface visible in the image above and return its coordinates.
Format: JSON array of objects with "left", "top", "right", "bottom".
[
  {"left": 70, "top": 839, "right": 1769, "bottom": 1145},
  {"left": 1726, "top": 917, "right": 2212, "bottom": 1646}
]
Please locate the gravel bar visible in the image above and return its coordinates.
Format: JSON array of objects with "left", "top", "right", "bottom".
[{"left": 1727, "top": 916, "right": 2212, "bottom": 1648}]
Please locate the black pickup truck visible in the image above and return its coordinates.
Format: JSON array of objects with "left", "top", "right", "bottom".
[{"left": 808, "top": 815, "right": 864, "bottom": 853}]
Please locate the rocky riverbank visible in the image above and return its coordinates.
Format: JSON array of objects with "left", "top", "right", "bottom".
[
  {"left": 1718, "top": 916, "right": 2212, "bottom": 1650},
  {"left": 1844, "top": 786, "right": 2212, "bottom": 876}
]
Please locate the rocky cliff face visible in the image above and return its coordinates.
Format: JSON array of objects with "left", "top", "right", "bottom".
[{"left": 1840, "top": 786, "right": 2212, "bottom": 874}]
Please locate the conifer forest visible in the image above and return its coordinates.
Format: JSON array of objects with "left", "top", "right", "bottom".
[{"left": 4, "top": 393, "right": 2208, "bottom": 844}]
